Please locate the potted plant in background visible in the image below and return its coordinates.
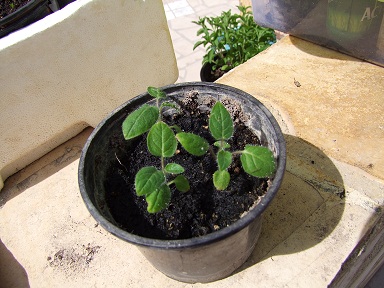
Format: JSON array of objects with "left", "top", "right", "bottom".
[
  {"left": 78, "top": 82, "right": 286, "bottom": 283},
  {"left": 193, "top": 6, "right": 276, "bottom": 82},
  {"left": 0, "top": 0, "right": 56, "bottom": 39}
]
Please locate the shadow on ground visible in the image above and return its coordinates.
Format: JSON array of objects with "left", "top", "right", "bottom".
[
  {"left": 0, "top": 128, "right": 93, "bottom": 208},
  {"left": 289, "top": 35, "right": 361, "bottom": 62},
  {"left": 0, "top": 238, "right": 30, "bottom": 287},
  {"left": 238, "top": 134, "right": 345, "bottom": 271}
]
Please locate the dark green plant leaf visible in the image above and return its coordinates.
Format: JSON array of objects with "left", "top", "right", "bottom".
[
  {"left": 176, "top": 132, "right": 209, "bottom": 156},
  {"left": 147, "top": 122, "right": 177, "bottom": 157},
  {"left": 173, "top": 175, "right": 190, "bottom": 192},
  {"left": 147, "top": 86, "right": 166, "bottom": 99},
  {"left": 165, "top": 163, "right": 185, "bottom": 174},
  {"left": 217, "top": 150, "right": 232, "bottom": 171},
  {"left": 193, "top": 40, "right": 205, "bottom": 50},
  {"left": 122, "top": 104, "right": 159, "bottom": 140},
  {"left": 209, "top": 102, "right": 233, "bottom": 140},
  {"left": 213, "top": 170, "right": 230, "bottom": 190},
  {"left": 146, "top": 184, "right": 171, "bottom": 213},
  {"left": 135, "top": 167, "right": 165, "bottom": 196},
  {"left": 240, "top": 145, "right": 276, "bottom": 177},
  {"left": 207, "top": 48, "right": 215, "bottom": 63},
  {"left": 195, "top": 27, "right": 205, "bottom": 36}
]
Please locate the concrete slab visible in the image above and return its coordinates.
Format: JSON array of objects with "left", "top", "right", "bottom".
[{"left": 217, "top": 36, "right": 384, "bottom": 181}]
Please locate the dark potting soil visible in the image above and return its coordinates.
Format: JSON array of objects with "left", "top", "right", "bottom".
[
  {"left": 1, "top": 0, "right": 30, "bottom": 18},
  {"left": 105, "top": 91, "right": 270, "bottom": 240}
]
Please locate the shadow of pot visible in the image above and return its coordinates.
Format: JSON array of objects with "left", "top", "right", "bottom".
[
  {"left": 78, "top": 82, "right": 286, "bottom": 283},
  {"left": 0, "top": 0, "right": 53, "bottom": 39}
]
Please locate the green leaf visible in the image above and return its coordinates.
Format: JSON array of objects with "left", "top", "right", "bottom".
[
  {"left": 122, "top": 105, "right": 159, "bottom": 140},
  {"left": 213, "top": 170, "right": 230, "bottom": 190},
  {"left": 147, "top": 122, "right": 177, "bottom": 157},
  {"left": 165, "top": 163, "right": 185, "bottom": 174},
  {"left": 217, "top": 150, "right": 232, "bottom": 171},
  {"left": 173, "top": 175, "right": 190, "bottom": 192},
  {"left": 146, "top": 184, "right": 171, "bottom": 213},
  {"left": 209, "top": 102, "right": 233, "bottom": 140},
  {"left": 160, "top": 102, "right": 178, "bottom": 110},
  {"left": 193, "top": 40, "right": 205, "bottom": 50},
  {"left": 147, "top": 86, "right": 166, "bottom": 99},
  {"left": 240, "top": 145, "right": 276, "bottom": 177},
  {"left": 176, "top": 132, "right": 209, "bottom": 156},
  {"left": 207, "top": 48, "right": 215, "bottom": 63},
  {"left": 170, "top": 125, "right": 182, "bottom": 134},
  {"left": 135, "top": 167, "right": 165, "bottom": 196},
  {"left": 214, "top": 141, "right": 230, "bottom": 149}
]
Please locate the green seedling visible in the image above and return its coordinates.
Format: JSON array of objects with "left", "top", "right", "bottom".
[
  {"left": 122, "top": 87, "right": 209, "bottom": 213},
  {"left": 122, "top": 87, "right": 276, "bottom": 213},
  {"left": 209, "top": 102, "right": 275, "bottom": 190}
]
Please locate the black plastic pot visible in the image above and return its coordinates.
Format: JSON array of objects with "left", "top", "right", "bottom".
[
  {"left": 78, "top": 82, "right": 286, "bottom": 283},
  {"left": 200, "top": 61, "right": 227, "bottom": 82},
  {"left": 56, "top": 0, "right": 75, "bottom": 9},
  {"left": 0, "top": 0, "right": 52, "bottom": 39},
  {"left": 200, "top": 62, "right": 218, "bottom": 82}
]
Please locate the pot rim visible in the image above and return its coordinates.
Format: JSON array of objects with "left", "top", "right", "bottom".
[{"left": 78, "top": 82, "right": 286, "bottom": 250}]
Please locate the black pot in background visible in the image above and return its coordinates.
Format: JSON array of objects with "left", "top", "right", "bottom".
[
  {"left": 56, "top": 0, "right": 75, "bottom": 9},
  {"left": 0, "top": 0, "right": 53, "bottom": 39},
  {"left": 78, "top": 82, "right": 286, "bottom": 283},
  {"left": 200, "top": 61, "right": 227, "bottom": 82}
]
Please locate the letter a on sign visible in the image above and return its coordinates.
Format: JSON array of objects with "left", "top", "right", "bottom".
[{"left": 361, "top": 8, "right": 371, "bottom": 22}]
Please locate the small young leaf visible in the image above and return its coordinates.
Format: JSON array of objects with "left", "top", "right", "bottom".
[
  {"left": 176, "top": 132, "right": 209, "bottom": 156},
  {"left": 160, "top": 102, "right": 178, "bottom": 110},
  {"left": 146, "top": 184, "right": 171, "bottom": 213},
  {"left": 209, "top": 102, "right": 233, "bottom": 140},
  {"left": 217, "top": 150, "right": 232, "bottom": 171},
  {"left": 214, "top": 141, "right": 230, "bottom": 149},
  {"left": 135, "top": 167, "right": 165, "bottom": 196},
  {"left": 165, "top": 163, "right": 185, "bottom": 174},
  {"left": 240, "top": 145, "right": 276, "bottom": 177},
  {"left": 122, "top": 105, "right": 159, "bottom": 140},
  {"left": 213, "top": 170, "right": 230, "bottom": 190},
  {"left": 147, "top": 86, "right": 166, "bottom": 99},
  {"left": 170, "top": 125, "right": 182, "bottom": 134},
  {"left": 147, "top": 122, "right": 177, "bottom": 157},
  {"left": 173, "top": 175, "right": 190, "bottom": 192}
]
